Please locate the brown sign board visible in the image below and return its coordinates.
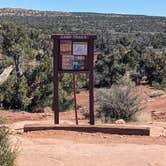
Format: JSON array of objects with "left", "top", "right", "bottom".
[
  {"left": 51, "top": 34, "right": 96, "bottom": 125},
  {"left": 51, "top": 34, "right": 96, "bottom": 72}
]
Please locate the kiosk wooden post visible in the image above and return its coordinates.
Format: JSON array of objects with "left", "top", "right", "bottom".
[{"left": 51, "top": 34, "right": 96, "bottom": 125}]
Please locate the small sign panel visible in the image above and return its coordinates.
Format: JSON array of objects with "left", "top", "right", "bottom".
[
  {"left": 59, "top": 35, "right": 88, "bottom": 40},
  {"left": 60, "top": 40, "right": 72, "bottom": 55},
  {"left": 73, "top": 56, "right": 85, "bottom": 70},
  {"left": 73, "top": 42, "right": 88, "bottom": 56}
]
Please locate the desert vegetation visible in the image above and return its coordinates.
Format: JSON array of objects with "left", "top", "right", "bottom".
[
  {"left": 0, "top": 8, "right": 166, "bottom": 166},
  {"left": 0, "top": 8, "right": 166, "bottom": 119},
  {"left": 96, "top": 81, "right": 142, "bottom": 122},
  {"left": 0, "top": 117, "right": 16, "bottom": 166}
]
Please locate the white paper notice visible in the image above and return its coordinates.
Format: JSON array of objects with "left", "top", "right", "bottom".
[{"left": 73, "top": 42, "right": 88, "bottom": 55}]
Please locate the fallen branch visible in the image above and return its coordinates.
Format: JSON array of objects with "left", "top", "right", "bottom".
[{"left": 0, "top": 65, "right": 14, "bottom": 85}]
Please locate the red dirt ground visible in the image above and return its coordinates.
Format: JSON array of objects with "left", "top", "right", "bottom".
[
  {"left": 13, "top": 129, "right": 166, "bottom": 166},
  {"left": 21, "top": 130, "right": 166, "bottom": 145}
]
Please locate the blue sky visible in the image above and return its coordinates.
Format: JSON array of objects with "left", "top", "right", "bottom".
[{"left": 0, "top": 0, "right": 166, "bottom": 16}]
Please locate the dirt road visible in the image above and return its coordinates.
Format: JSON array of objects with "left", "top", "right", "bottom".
[{"left": 13, "top": 131, "right": 166, "bottom": 166}]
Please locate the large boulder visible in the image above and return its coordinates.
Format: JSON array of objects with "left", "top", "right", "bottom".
[{"left": 115, "top": 119, "right": 126, "bottom": 124}]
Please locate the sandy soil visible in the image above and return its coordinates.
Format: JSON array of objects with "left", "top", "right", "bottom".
[
  {"left": 12, "top": 130, "right": 166, "bottom": 166},
  {"left": 9, "top": 117, "right": 166, "bottom": 166}
]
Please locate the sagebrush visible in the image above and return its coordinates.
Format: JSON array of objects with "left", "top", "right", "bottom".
[{"left": 96, "top": 81, "right": 142, "bottom": 122}]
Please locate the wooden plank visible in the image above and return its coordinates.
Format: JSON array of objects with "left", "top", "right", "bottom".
[
  {"left": 24, "top": 124, "right": 150, "bottom": 136},
  {"left": 53, "top": 39, "right": 60, "bottom": 124},
  {"left": 88, "top": 38, "right": 95, "bottom": 125}
]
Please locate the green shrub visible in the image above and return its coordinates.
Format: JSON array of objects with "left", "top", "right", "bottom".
[
  {"left": 144, "top": 51, "right": 166, "bottom": 87},
  {"left": 80, "top": 106, "right": 89, "bottom": 119},
  {"left": 0, "top": 119, "right": 16, "bottom": 166},
  {"left": 0, "top": 75, "right": 31, "bottom": 110},
  {"left": 152, "top": 81, "right": 163, "bottom": 90},
  {"left": 96, "top": 81, "right": 142, "bottom": 122},
  {"left": 150, "top": 92, "right": 164, "bottom": 98},
  {"left": 95, "top": 53, "right": 126, "bottom": 87},
  {"left": 0, "top": 55, "right": 75, "bottom": 112}
]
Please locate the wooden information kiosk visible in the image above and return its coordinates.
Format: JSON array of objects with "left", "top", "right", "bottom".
[{"left": 51, "top": 34, "right": 96, "bottom": 125}]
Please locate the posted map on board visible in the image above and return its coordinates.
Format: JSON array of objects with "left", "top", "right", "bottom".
[{"left": 73, "top": 42, "right": 88, "bottom": 55}]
